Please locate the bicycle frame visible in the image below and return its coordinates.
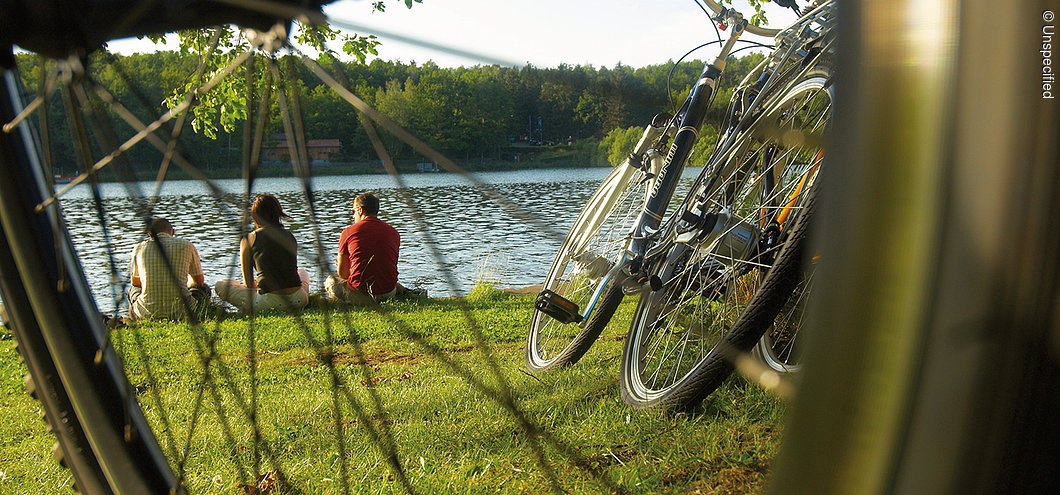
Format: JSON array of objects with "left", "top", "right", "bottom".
[{"left": 575, "top": 1, "right": 835, "bottom": 323}]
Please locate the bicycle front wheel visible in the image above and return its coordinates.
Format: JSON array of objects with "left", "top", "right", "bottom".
[
  {"left": 620, "top": 69, "right": 832, "bottom": 410},
  {"left": 526, "top": 162, "right": 647, "bottom": 371},
  {"left": 0, "top": 63, "right": 177, "bottom": 493}
]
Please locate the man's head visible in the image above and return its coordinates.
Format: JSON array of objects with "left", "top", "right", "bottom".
[
  {"left": 147, "top": 217, "right": 174, "bottom": 236},
  {"left": 353, "top": 192, "right": 380, "bottom": 222}
]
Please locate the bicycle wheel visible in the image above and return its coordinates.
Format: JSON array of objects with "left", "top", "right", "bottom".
[
  {"left": 1, "top": 59, "right": 176, "bottom": 492},
  {"left": 770, "top": 0, "right": 1060, "bottom": 491},
  {"left": 3, "top": 1, "right": 616, "bottom": 492},
  {"left": 526, "top": 161, "right": 648, "bottom": 371},
  {"left": 755, "top": 263, "right": 815, "bottom": 373},
  {"left": 620, "top": 68, "right": 832, "bottom": 411}
]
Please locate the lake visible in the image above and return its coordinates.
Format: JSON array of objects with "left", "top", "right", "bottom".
[
  {"left": 60, "top": 168, "right": 617, "bottom": 311},
  {"left": 60, "top": 166, "right": 703, "bottom": 312}
]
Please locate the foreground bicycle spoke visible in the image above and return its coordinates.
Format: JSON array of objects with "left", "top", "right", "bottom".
[{"left": 1, "top": 1, "right": 673, "bottom": 492}]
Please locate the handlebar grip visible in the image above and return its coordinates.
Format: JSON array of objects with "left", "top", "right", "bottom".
[{"left": 699, "top": 0, "right": 782, "bottom": 38}]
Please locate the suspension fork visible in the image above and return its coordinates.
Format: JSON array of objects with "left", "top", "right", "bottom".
[{"left": 628, "top": 26, "right": 745, "bottom": 263}]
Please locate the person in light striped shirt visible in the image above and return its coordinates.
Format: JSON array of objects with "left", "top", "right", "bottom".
[{"left": 128, "top": 217, "right": 210, "bottom": 320}]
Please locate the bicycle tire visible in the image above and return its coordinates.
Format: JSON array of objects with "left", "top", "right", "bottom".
[
  {"left": 754, "top": 263, "right": 814, "bottom": 373},
  {"left": 526, "top": 162, "right": 647, "bottom": 371},
  {"left": 769, "top": 1, "right": 1060, "bottom": 492},
  {"left": 620, "top": 68, "right": 832, "bottom": 411},
  {"left": 1, "top": 65, "right": 177, "bottom": 493}
]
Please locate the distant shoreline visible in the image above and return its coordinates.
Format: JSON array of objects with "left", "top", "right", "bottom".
[{"left": 60, "top": 160, "right": 614, "bottom": 183}]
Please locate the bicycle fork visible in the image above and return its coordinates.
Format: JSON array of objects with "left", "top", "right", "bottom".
[
  {"left": 534, "top": 121, "right": 667, "bottom": 325},
  {"left": 537, "top": 13, "right": 750, "bottom": 325},
  {"left": 626, "top": 26, "right": 747, "bottom": 276}
]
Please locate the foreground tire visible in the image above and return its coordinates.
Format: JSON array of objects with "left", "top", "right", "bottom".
[{"left": 0, "top": 67, "right": 177, "bottom": 493}]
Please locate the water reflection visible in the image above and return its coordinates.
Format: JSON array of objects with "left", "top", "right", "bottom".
[{"left": 61, "top": 168, "right": 700, "bottom": 312}]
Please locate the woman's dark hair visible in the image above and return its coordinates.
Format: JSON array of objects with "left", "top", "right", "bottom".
[{"left": 251, "top": 194, "right": 290, "bottom": 226}]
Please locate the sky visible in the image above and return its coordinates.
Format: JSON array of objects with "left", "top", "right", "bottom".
[{"left": 108, "top": 0, "right": 797, "bottom": 69}]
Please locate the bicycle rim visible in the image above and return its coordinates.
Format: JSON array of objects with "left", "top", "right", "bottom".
[
  {"left": 620, "top": 70, "right": 832, "bottom": 410},
  {"left": 755, "top": 267, "right": 815, "bottom": 373},
  {"left": 526, "top": 163, "right": 645, "bottom": 370}
]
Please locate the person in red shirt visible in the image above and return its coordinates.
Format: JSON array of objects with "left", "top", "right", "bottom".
[{"left": 326, "top": 192, "right": 403, "bottom": 305}]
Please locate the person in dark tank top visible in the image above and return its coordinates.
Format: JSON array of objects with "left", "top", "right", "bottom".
[{"left": 215, "top": 194, "right": 310, "bottom": 313}]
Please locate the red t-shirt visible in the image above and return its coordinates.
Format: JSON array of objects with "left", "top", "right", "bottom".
[{"left": 338, "top": 216, "right": 400, "bottom": 295}]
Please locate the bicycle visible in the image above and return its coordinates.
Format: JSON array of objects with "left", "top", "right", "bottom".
[{"left": 527, "top": 0, "right": 833, "bottom": 410}]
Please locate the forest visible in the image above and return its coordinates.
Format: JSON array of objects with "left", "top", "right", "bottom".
[{"left": 14, "top": 50, "right": 766, "bottom": 176}]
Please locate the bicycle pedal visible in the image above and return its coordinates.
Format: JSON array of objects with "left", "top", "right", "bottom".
[{"left": 535, "top": 290, "right": 583, "bottom": 325}]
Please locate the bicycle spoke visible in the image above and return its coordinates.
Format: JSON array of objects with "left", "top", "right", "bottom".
[{"left": 37, "top": 48, "right": 254, "bottom": 211}]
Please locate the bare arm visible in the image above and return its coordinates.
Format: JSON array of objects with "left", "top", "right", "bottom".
[
  {"left": 130, "top": 245, "right": 142, "bottom": 287},
  {"left": 188, "top": 245, "right": 206, "bottom": 287},
  {"left": 337, "top": 240, "right": 350, "bottom": 281},
  {"left": 241, "top": 234, "right": 256, "bottom": 288}
]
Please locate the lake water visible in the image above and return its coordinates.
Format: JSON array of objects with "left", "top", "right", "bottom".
[
  {"left": 60, "top": 168, "right": 618, "bottom": 310},
  {"left": 60, "top": 167, "right": 702, "bottom": 311}
]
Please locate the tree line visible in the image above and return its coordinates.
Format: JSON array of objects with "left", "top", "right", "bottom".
[{"left": 15, "top": 50, "right": 765, "bottom": 175}]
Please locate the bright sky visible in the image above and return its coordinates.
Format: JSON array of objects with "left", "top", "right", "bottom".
[{"left": 108, "top": 0, "right": 797, "bottom": 68}]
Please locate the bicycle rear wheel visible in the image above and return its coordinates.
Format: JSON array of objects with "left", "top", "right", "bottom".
[
  {"left": 526, "top": 161, "right": 647, "bottom": 371},
  {"left": 755, "top": 264, "right": 815, "bottom": 373},
  {"left": 620, "top": 68, "right": 832, "bottom": 411}
]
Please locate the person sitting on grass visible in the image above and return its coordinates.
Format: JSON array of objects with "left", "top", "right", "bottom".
[
  {"left": 128, "top": 217, "right": 210, "bottom": 320},
  {"left": 215, "top": 194, "right": 310, "bottom": 314},
  {"left": 326, "top": 192, "right": 422, "bottom": 305}
]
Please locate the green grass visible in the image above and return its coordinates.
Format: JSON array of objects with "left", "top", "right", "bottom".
[{"left": 0, "top": 288, "right": 785, "bottom": 494}]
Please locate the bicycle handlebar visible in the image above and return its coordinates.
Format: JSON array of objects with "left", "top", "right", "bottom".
[
  {"left": 0, "top": 0, "right": 331, "bottom": 60},
  {"left": 700, "top": 0, "right": 782, "bottom": 38}
]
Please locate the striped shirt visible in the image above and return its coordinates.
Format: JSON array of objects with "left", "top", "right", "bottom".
[{"left": 129, "top": 233, "right": 204, "bottom": 319}]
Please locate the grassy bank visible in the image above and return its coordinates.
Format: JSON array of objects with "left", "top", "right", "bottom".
[{"left": 0, "top": 287, "right": 785, "bottom": 493}]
